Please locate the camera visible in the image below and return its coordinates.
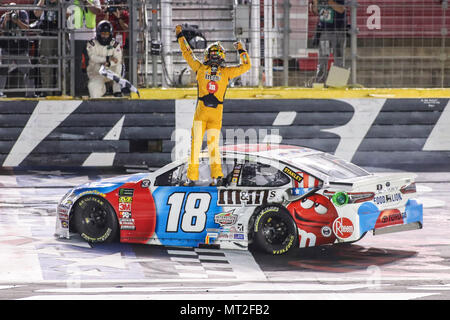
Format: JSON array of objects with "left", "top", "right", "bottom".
[
  {"left": 105, "top": 0, "right": 122, "bottom": 14},
  {"left": 9, "top": 11, "right": 19, "bottom": 20},
  {"left": 106, "top": 5, "right": 117, "bottom": 14},
  {"left": 180, "top": 24, "right": 207, "bottom": 49}
]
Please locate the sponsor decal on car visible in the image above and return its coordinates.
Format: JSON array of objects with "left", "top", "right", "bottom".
[
  {"left": 288, "top": 194, "right": 338, "bottom": 246},
  {"left": 77, "top": 190, "right": 106, "bottom": 198},
  {"left": 283, "top": 167, "right": 303, "bottom": 183},
  {"left": 119, "top": 210, "right": 136, "bottom": 230},
  {"left": 118, "top": 202, "right": 132, "bottom": 212},
  {"left": 119, "top": 196, "right": 133, "bottom": 203},
  {"left": 375, "top": 209, "right": 406, "bottom": 228},
  {"left": 321, "top": 226, "right": 332, "bottom": 237},
  {"left": 217, "top": 189, "right": 273, "bottom": 206},
  {"left": 214, "top": 209, "right": 238, "bottom": 226},
  {"left": 119, "top": 188, "right": 134, "bottom": 197},
  {"left": 141, "top": 179, "right": 151, "bottom": 188},
  {"left": 373, "top": 193, "right": 402, "bottom": 205},
  {"left": 332, "top": 217, "right": 354, "bottom": 239}
]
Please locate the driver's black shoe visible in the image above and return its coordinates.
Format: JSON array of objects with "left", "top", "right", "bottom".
[
  {"left": 210, "top": 177, "right": 226, "bottom": 187},
  {"left": 183, "top": 179, "right": 195, "bottom": 187}
]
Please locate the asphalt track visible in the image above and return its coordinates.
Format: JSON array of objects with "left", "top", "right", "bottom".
[{"left": 0, "top": 168, "right": 449, "bottom": 304}]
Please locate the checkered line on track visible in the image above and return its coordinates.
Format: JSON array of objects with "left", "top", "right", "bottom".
[{"left": 167, "top": 247, "right": 236, "bottom": 279}]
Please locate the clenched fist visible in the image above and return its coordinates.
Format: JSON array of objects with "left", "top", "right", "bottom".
[
  {"left": 233, "top": 41, "right": 245, "bottom": 51},
  {"left": 175, "top": 25, "right": 183, "bottom": 36}
]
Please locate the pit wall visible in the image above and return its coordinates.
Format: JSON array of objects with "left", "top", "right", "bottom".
[{"left": 0, "top": 88, "right": 449, "bottom": 171}]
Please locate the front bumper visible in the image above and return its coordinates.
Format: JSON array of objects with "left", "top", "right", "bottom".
[{"left": 54, "top": 190, "right": 76, "bottom": 239}]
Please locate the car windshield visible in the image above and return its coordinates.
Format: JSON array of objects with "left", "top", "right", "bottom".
[{"left": 291, "top": 153, "right": 370, "bottom": 180}]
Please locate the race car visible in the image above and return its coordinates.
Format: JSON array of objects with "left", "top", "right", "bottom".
[{"left": 55, "top": 144, "right": 423, "bottom": 255}]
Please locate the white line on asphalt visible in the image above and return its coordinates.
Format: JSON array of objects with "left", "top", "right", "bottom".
[
  {"left": 20, "top": 292, "right": 437, "bottom": 300},
  {"left": 205, "top": 270, "right": 236, "bottom": 277},
  {"left": 167, "top": 250, "right": 198, "bottom": 256},
  {"left": 198, "top": 255, "right": 228, "bottom": 261},
  {"left": 177, "top": 273, "right": 209, "bottom": 279},
  {"left": 170, "top": 257, "right": 200, "bottom": 263},
  {"left": 174, "top": 265, "right": 204, "bottom": 271}
]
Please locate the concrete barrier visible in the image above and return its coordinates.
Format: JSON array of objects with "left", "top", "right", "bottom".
[{"left": 0, "top": 89, "right": 449, "bottom": 171}]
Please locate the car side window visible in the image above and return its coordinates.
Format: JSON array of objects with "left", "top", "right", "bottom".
[
  {"left": 181, "top": 158, "right": 236, "bottom": 186},
  {"left": 155, "top": 165, "right": 184, "bottom": 186},
  {"left": 238, "top": 161, "right": 290, "bottom": 187},
  {"left": 155, "top": 158, "right": 235, "bottom": 186}
]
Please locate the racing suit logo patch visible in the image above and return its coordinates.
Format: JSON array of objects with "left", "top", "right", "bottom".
[{"left": 207, "top": 81, "right": 218, "bottom": 94}]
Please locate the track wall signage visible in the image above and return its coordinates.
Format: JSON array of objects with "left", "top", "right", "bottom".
[{"left": 0, "top": 98, "right": 449, "bottom": 170}]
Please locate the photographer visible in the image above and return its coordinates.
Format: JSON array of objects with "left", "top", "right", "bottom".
[
  {"left": 312, "top": 0, "right": 347, "bottom": 83},
  {"left": 0, "top": 3, "right": 35, "bottom": 97},
  {"left": 34, "top": 0, "right": 59, "bottom": 96},
  {"left": 104, "top": 0, "right": 129, "bottom": 49},
  {"left": 103, "top": 0, "right": 128, "bottom": 82}
]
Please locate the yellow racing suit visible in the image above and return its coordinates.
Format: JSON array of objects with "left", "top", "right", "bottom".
[{"left": 177, "top": 36, "right": 251, "bottom": 181}]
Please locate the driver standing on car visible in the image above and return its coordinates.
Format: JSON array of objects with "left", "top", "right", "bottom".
[{"left": 176, "top": 24, "right": 251, "bottom": 186}]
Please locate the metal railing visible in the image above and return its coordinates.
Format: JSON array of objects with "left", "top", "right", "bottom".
[
  {"left": 0, "top": 0, "right": 448, "bottom": 97},
  {"left": 0, "top": 3, "right": 62, "bottom": 97}
]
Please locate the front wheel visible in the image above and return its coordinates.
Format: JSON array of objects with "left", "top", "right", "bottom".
[
  {"left": 253, "top": 205, "right": 298, "bottom": 255},
  {"left": 72, "top": 196, "right": 119, "bottom": 243}
]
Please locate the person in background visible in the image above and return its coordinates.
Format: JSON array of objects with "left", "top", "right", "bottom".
[
  {"left": 0, "top": 3, "right": 35, "bottom": 97},
  {"left": 86, "top": 20, "right": 123, "bottom": 98},
  {"left": 104, "top": 0, "right": 129, "bottom": 50},
  {"left": 69, "top": 0, "right": 102, "bottom": 97},
  {"left": 312, "top": 0, "right": 347, "bottom": 83},
  {"left": 102, "top": 0, "right": 129, "bottom": 94},
  {"left": 33, "top": 0, "right": 59, "bottom": 97}
]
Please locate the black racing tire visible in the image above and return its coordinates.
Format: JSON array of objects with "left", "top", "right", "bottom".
[
  {"left": 72, "top": 196, "right": 119, "bottom": 243},
  {"left": 253, "top": 205, "right": 298, "bottom": 255}
]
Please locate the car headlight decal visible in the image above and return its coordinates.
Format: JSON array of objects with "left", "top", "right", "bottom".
[
  {"left": 331, "top": 192, "right": 349, "bottom": 207},
  {"left": 325, "top": 190, "right": 375, "bottom": 206}
]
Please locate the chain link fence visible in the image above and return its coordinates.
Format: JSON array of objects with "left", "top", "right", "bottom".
[{"left": 0, "top": 0, "right": 448, "bottom": 97}]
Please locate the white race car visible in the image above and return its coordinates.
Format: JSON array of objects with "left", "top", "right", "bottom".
[{"left": 55, "top": 144, "right": 423, "bottom": 255}]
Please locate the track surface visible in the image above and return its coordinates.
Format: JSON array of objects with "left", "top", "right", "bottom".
[{"left": 0, "top": 169, "right": 449, "bottom": 301}]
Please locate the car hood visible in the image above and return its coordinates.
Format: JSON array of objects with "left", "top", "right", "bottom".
[{"left": 73, "top": 173, "right": 149, "bottom": 195}]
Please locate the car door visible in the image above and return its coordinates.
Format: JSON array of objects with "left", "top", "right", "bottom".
[
  {"left": 151, "top": 157, "right": 234, "bottom": 247},
  {"left": 228, "top": 159, "right": 291, "bottom": 207}
]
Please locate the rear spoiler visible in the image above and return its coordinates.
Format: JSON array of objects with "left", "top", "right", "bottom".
[{"left": 328, "top": 172, "right": 417, "bottom": 189}]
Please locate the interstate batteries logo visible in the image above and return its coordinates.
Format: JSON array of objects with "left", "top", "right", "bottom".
[
  {"left": 332, "top": 217, "right": 354, "bottom": 239},
  {"left": 214, "top": 210, "right": 238, "bottom": 226}
]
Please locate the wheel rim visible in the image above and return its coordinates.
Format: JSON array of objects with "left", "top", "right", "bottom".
[
  {"left": 80, "top": 203, "right": 109, "bottom": 236},
  {"left": 262, "top": 216, "right": 289, "bottom": 245}
]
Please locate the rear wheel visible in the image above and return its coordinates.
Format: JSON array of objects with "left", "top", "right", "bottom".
[
  {"left": 253, "top": 205, "right": 298, "bottom": 255},
  {"left": 72, "top": 196, "right": 119, "bottom": 243}
]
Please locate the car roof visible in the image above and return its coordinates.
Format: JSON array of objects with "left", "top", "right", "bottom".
[{"left": 219, "top": 144, "right": 323, "bottom": 162}]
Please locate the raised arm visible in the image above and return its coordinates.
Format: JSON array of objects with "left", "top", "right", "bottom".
[
  {"left": 176, "top": 25, "right": 202, "bottom": 73},
  {"left": 225, "top": 41, "right": 251, "bottom": 79}
]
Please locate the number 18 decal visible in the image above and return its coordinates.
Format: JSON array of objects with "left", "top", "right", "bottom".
[{"left": 166, "top": 192, "right": 212, "bottom": 233}]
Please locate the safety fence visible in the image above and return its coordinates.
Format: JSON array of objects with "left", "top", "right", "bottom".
[
  {"left": 0, "top": 0, "right": 449, "bottom": 98},
  {"left": 151, "top": 0, "right": 450, "bottom": 88},
  {"left": 0, "top": 0, "right": 132, "bottom": 97},
  {"left": 0, "top": 97, "right": 449, "bottom": 171}
]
